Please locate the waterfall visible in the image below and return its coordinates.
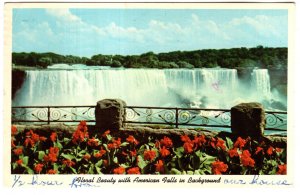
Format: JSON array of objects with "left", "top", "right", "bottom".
[
  {"left": 13, "top": 66, "right": 274, "bottom": 108},
  {"left": 251, "top": 69, "right": 271, "bottom": 98}
]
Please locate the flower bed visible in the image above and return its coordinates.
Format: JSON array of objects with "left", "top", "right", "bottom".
[{"left": 11, "top": 121, "right": 286, "bottom": 175}]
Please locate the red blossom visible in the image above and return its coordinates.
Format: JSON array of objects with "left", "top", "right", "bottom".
[
  {"left": 193, "top": 134, "right": 206, "bottom": 148},
  {"left": 102, "top": 130, "right": 110, "bottom": 138},
  {"left": 240, "top": 150, "right": 255, "bottom": 167},
  {"left": 24, "top": 137, "right": 35, "bottom": 148},
  {"left": 50, "top": 132, "right": 57, "bottom": 142},
  {"left": 155, "top": 160, "right": 164, "bottom": 173},
  {"left": 107, "top": 138, "right": 122, "bottom": 150},
  {"left": 13, "top": 148, "right": 23, "bottom": 156},
  {"left": 159, "top": 146, "right": 170, "bottom": 158},
  {"left": 276, "top": 148, "right": 282, "bottom": 153},
  {"left": 126, "top": 135, "right": 139, "bottom": 145},
  {"left": 277, "top": 164, "right": 287, "bottom": 175},
  {"left": 210, "top": 137, "right": 216, "bottom": 148},
  {"left": 43, "top": 147, "right": 59, "bottom": 163},
  {"left": 212, "top": 160, "right": 228, "bottom": 175},
  {"left": 127, "top": 167, "right": 140, "bottom": 174},
  {"left": 87, "top": 137, "right": 99, "bottom": 147},
  {"left": 63, "top": 159, "right": 75, "bottom": 167},
  {"left": 24, "top": 130, "right": 40, "bottom": 147},
  {"left": 267, "top": 146, "right": 274, "bottom": 156},
  {"left": 113, "top": 166, "right": 125, "bottom": 174},
  {"left": 216, "top": 138, "right": 226, "bottom": 150},
  {"left": 255, "top": 146, "right": 264, "bottom": 155},
  {"left": 11, "top": 140, "right": 16, "bottom": 148},
  {"left": 39, "top": 136, "right": 47, "bottom": 142},
  {"left": 72, "top": 122, "right": 89, "bottom": 144},
  {"left": 130, "top": 150, "right": 137, "bottom": 157},
  {"left": 79, "top": 121, "right": 87, "bottom": 126},
  {"left": 181, "top": 135, "right": 191, "bottom": 143},
  {"left": 234, "top": 137, "right": 247, "bottom": 149},
  {"left": 83, "top": 154, "right": 91, "bottom": 160},
  {"left": 144, "top": 150, "right": 156, "bottom": 161},
  {"left": 183, "top": 141, "right": 194, "bottom": 154},
  {"left": 228, "top": 148, "right": 239, "bottom": 158},
  {"left": 11, "top": 125, "right": 18, "bottom": 136},
  {"left": 94, "top": 148, "right": 106, "bottom": 158},
  {"left": 16, "top": 159, "right": 23, "bottom": 166},
  {"left": 47, "top": 169, "right": 57, "bottom": 174},
  {"left": 34, "top": 164, "right": 44, "bottom": 173},
  {"left": 103, "top": 160, "right": 108, "bottom": 167},
  {"left": 160, "top": 136, "right": 173, "bottom": 148}
]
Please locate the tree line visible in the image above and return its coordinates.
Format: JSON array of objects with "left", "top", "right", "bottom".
[{"left": 12, "top": 46, "right": 287, "bottom": 69}]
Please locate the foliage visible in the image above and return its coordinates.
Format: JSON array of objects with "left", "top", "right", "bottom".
[
  {"left": 12, "top": 46, "right": 287, "bottom": 69},
  {"left": 11, "top": 122, "right": 287, "bottom": 175}
]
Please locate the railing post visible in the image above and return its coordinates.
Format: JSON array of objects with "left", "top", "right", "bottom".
[
  {"left": 47, "top": 106, "right": 50, "bottom": 125},
  {"left": 175, "top": 108, "right": 178, "bottom": 128}
]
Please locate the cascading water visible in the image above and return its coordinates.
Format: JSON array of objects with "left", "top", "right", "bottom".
[
  {"left": 251, "top": 69, "right": 271, "bottom": 98},
  {"left": 13, "top": 65, "right": 279, "bottom": 109}
]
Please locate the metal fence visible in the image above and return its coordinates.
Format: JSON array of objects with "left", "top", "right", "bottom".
[{"left": 11, "top": 105, "right": 287, "bottom": 132}]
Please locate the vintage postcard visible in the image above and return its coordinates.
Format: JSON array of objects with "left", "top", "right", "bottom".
[{"left": 2, "top": 1, "right": 296, "bottom": 189}]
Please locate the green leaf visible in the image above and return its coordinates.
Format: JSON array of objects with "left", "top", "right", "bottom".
[
  {"left": 174, "top": 147, "right": 184, "bottom": 158},
  {"left": 25, "top": 167, "right": 34, "bottom": 174},
  {"left": 170, "top": 168, "right": 182, "bottom": 175},
  {"left": 226, "top": 137, "right": 234, "bottom": 149},
  {"left": 12, "top": 162, "right": 17, "bottom": 170},
  {"left": 69, "top": 166, "right": 77, "bottom": 174},
  {"left": 148, "top": 142, "right": 155, "bottom": 147},
  {"left": 95, "top": 160, "right": 103, "bottom": 168},
  {"left": 106, "top": 134, "right": 112, "bottom": 141},
  {"left": 61, "top": 153, "right": 75, "bottom": 160},
  {"left": 54, "top": 141, "right": 63, "bottom": 150},
  {"left": 119, "top": 163, "right": 130, "bottom": 169},
  {"left": 187, "top": 171, "right": 194, "bottom": 175},
  {"left": 22, "top": 156, "right": 29, "bottom": 166},
  {"left": 137, "top": 155, "right": 147, "bottom": 170},
  {"left": 63, "top": 138, "right": 71, "bottom": 143},
  {"left": 113, "top": 157, "right": 118, "bottom": 164},
  {"left": 120, "top": 142, "right": 129, "bottom": 147},
  {"left": 38, "top": 151, "right": 45, "bottom": 161},
  {"left": 88, "top": 164, "right": 95, "bottom": 174}
]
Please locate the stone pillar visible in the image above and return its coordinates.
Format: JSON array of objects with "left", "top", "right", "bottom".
[
  {"left": 231, "top": 102, "right": 265, "bottom": 137},
  {"left": 95, "top": 99, "right": 126, "bottom": 133}
]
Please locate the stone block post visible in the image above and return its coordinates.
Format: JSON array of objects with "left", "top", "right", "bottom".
[
  {"left": 231, "top": 102, "right": 265, "bottom": 137},
  {"left": 95, "top": 99, "right": 126, "bottom": 133}
]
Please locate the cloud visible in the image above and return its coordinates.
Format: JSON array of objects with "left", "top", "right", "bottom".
[{"left": 46, "top": 9, "right": 82, "bottom": 23}]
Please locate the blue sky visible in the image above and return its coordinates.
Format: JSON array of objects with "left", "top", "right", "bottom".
[{"left": 12, "top": 8, "right": 288, "bottom": 57}]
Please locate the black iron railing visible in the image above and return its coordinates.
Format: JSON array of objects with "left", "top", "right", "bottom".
[{"left": 11, "top": 105, "right": 287, "bottom": 132}]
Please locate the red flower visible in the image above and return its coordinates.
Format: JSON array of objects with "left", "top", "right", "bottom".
[
  {"left": 63, "top": 159, "right": 75, "bottom": 167},
  {"left": 16, "top": 159, "right": 23, "bottom": 166},
  {"left": 155, "top": 140, "right": 160, "bottom": 148},
  {"left": 94, "top": 148, "right": 106, "bottom": 158},
  {"left": 255, "top": 146, "right": 264, "bottom": 155},
  {"left": 102, "top": 130, "right": 110, "bottom": 138},
  {"left": 24, "top": 137, "right": 35, "bottom": 148},
  {"left": 216, "top": 138, "right": 226, "bottom": 150},
  {"left": 72, "top": 121, "right": 89, "bottom": 144},
  {"left": 39, "top": 136, "right": 47, "bottom": 142},
  {"left": 228, "top": 148, "right": 239, "bottom": 158},
  {"left": 47, "top": 169, "right": 56, "bottom": 174},
  {"left": 122, "top": 151, "right": 128, "bottom": 156},
  {"left": 31, "top": 131, "right": 40, "bottom": 142},
  {"left": 43, "top": 147, "right": 59, "bottom": 163},
  {"left": 34, "top": 164, "right": 44, "bottom": 173},
  {"left": 155, "top": 160, "right": 164, "bottom": 173},
  {"left": 130, "top": 150, "right": 137, "bottom": 157},
  {"left": 159, "top": 146, "right": 170, "bottom": 158},
  {"left": 103, "top": 160, "right": 108, "bottom": 167},
  {"left": 50, "top": 132, "right": 57, "bottom": 142},
  {"left": 127, "top": 167, "right": 140, "bottom": 174},
  {"left": 234, "top": 137, "right": 247, "bottom": 149},
  {"left": 83, "top": 154, "right": 91, "bottom": 160},
  {"left": 210, "top": 137, "right": 216, "bottom": 148},
  {"left": 193, "top": 135, "right": 206, "bottom": 148},
  {"left": 113, "top": 166, "right": 125, "bottom": 174},
  {"left": 183, "top": 142, "right": 194, "bottom": 154},
  {"left": 212, "top": 160, "right": 228, "bottom": 175},
  {"left": 11, "top": 140, "right": 16, "bottom": 148},
  {"left": 267, "top": 146, "right": 274, "bottom": 156},
  {"left": 276, "top": 148, "right": 282, "bottom": 153},
  {"left": 277, "top": 164, "right": 287, "bottom": 175},
  {"left": 13, "top": 148, "right": 23, "bottom": 156},
  {"left": 240, "top": 150, "right": 255, "bottom": 167},
  {"left": 11, "top": 125, "right": 18, "bottom": 136},
  {"left": 181, "top": 135, "right": 191, "bottom": 143},
  {"left": 87, "top": 137, "right": 99, "bottom": 147},
  {"left": 144, "top": 150, "right": 156, "bottom": 161},
  {"left": 108, "top": 138, "right": 122, "bottom": 150},
  {"left": 160, "top": 136, "right": 173, "bottom": 148},
  {"left": 126, "top": 135, "right": 139, "bottom": 145}
]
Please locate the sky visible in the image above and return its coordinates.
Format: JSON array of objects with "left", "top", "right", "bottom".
[{"left": 12, "top": 8, "right": 288, "bottom": 57}]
